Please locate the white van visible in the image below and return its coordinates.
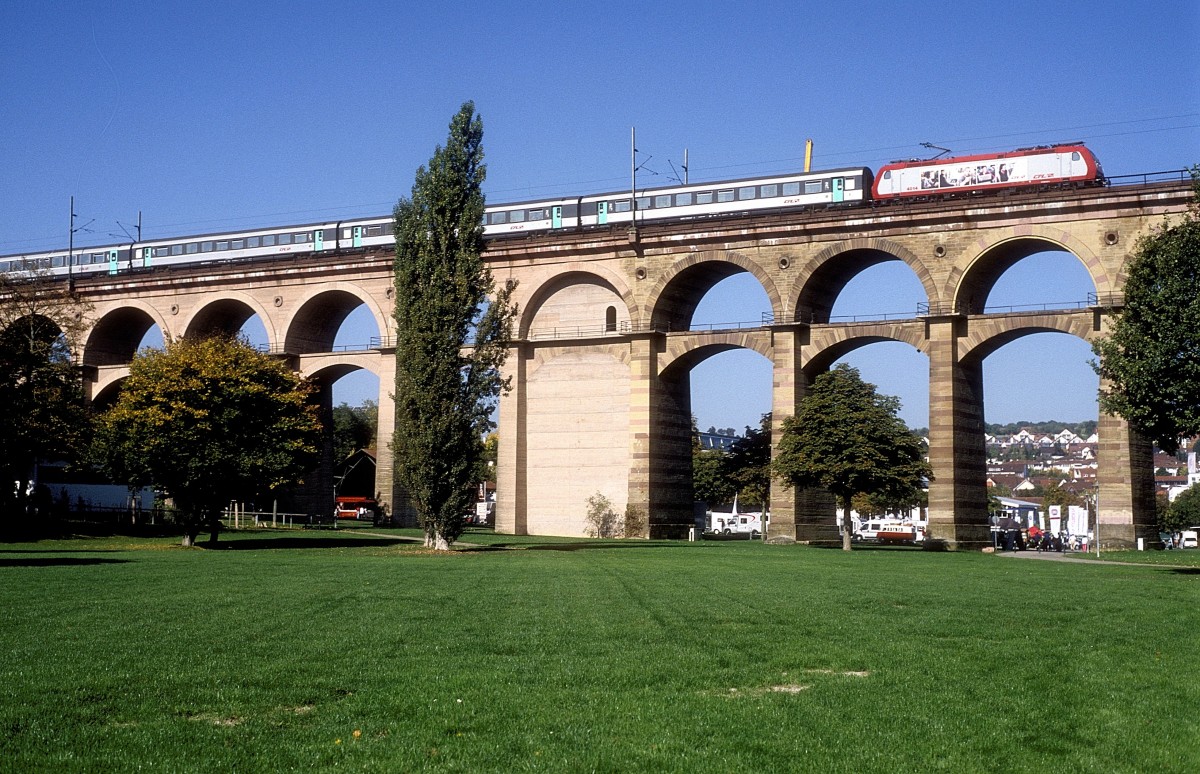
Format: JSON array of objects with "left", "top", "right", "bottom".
[{"left": 1182, "top": 530, "right": 1198, "bottom": 549}]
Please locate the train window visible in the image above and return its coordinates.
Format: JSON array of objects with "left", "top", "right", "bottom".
[
  {"left": 738, "top": 186, "right": 756, "bottom": 200},
  {"left": 696, "top": 191, "right": 713, "bottom": 205},
  {"left": 263, "top": 235, "right": 276, "bottom": 246},
  {"left": 717, "top": 189, "right": 734, "bottom": 203},
  {"left": 612, "top": 199, "right": 631, "bottom": 213},
  {"left": 844, "top": 178, "right": 856, "bottom": 190},
  {"left": 201, "top": 241, "right": 214, "bottom": 252},
  {"left": 231, "top": 240, "right": 244, "bottom": 250},
  {"left": 246, "top": 237, "right": 260, "bottom": 248},
  {"left": 783, "top": 182, "right": 800, "bottom": 196},
  {"left": 805, "top": 181, "right": 822, "bottom": 194},
  {"left": 367, "top": 224, "right": 384, "bottom": 236},
  {"left": 170, "top": 245, "right": 183, "bottom": 256},
  {"left": 278, "top": 234, "right": 292, "bottom": 245},
  {"left": 1071, "top": 152, "right": 1080, "bottom": 160},
  {"left": 760, "top": 184, "right": 778, "bottom": 198},
  {"left": 675, "top": 193, "right": 693, "bottom": 206},
  {"left": 295, "top": 233, "right": 310, "bottom": 243},
  {"left": 51, "top": 255, "right": 65, "bottom": 268},
  {"left": 654, "top": 195, "right": 672, "bottom": 208},
  {"left": 216, "top": 241, "right": 229, "bottom": 251},
  {"left": 510, "top": 210, "right": 525, "bottom": 223},
  {"left": 490, "top": 212, "right": 507, "bottom": 224},
  {"left": 882, "top": 170, "right": 892, "bottom": 180},
  {"left": 636, "top": 197, "right": 650, "bottom": 210},
  {"left": 186, "top": 243, "right": 198, "bottom": 254},
  {"left": 527, "top": 209, "right": 544, "bottom": 221}
]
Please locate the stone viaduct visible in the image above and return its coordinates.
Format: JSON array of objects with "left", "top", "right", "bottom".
[{"left": 66, "top": 178, "right": 1191, "bottom": 548}]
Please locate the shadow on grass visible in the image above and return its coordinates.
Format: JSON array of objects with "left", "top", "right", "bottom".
[
  {"left": 200, "top": 537, "right": 409, "bottom": 551},
  {"left": 1170, "top": 567, "right": 1200, "bottom": 575},
  {"left": 462, "top": 541, "right": 678, "bottom": 553},
  {"left": 0, "top": 557, "right": 130, "bottom": 567}
]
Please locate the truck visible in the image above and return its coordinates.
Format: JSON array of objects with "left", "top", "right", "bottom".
[
  {"left": 708, "top": 511, "right": 767, "bottom": 536},
  {"left": 853, "top": 518, "right": 925, "bottom": 544}
]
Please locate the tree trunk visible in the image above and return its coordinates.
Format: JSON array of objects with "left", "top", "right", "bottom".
[
  {"left": 434, "top": 533, "right": 450, "bottom": 551},
  {"left": 182, "top": 530, "right": 198, "bottom": 548},
  {"left": 842, "top": 494, "right": 854, "bottom": 551}
]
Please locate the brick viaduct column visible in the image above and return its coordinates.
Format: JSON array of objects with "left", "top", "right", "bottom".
[
  {"left": 1096, "top": 380, "right": 1157, "bottom": 549},
  {"left": 768, "top": 326, "right": 838, "bottom": 543},
  {"left": 925, "top": 316, "right": 990, "bottom": 548},
  {"left": 495, "top": 344, "right": 527, "bottom": 534},
  {"left": 627, "top": 334, "right": 693, "bottom": 538},
  {"left": 373, "top": 349, "right": 398, "bottom": 520}
]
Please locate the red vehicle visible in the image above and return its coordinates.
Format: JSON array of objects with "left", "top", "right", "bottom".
[
  {"left": 335, "top": 496, "right": 376, "bottom": 520},
  {"left": 872, "top": 143, "right": 1102, "bottom": 199}
]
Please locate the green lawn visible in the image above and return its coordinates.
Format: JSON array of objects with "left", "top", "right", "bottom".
[{"left": 1, "top": 529, "right": 1197, "bottom": 772}]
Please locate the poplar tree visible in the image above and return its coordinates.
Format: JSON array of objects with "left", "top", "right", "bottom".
[
  {"left": 1093, "top": 168, "right": 1200, "bottom": 454},
  {"left": 773, "top": 364, "right": 932, "bottom": 551},
  {"left": 392, "top": 102, "right": 517, "bottom": 550}
]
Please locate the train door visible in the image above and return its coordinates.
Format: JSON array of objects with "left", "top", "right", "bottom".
[
  {"left": 107, "top": 249, "right": 119, "bottom": 276},
  {"left": 597, "top": 201, "right": 608, "bottom": 225},
  {"left": 142, "top": 247, "right": 152, "bottom": 268},
  {"left": 832, "top": 177, "right": 845, "bottom": 203},
  {"left": 352, "top": 226, "right": 363, "bottom": 248},
  {"left": 552, "top": 206, "right": 562, "bottom": 229},
  {"left": 314, "top": 229, "right": 324, "bottom": 251}
]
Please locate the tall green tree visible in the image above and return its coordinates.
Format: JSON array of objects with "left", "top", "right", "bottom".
[
  {"left": 1093, "top": 168, "right": 1200, "bottom": 454},
  {"left": 392, "top": 101, "right": 517, "bottom": 550},
  {"left": 94, "top": 335, "right": 322, "bottom": 547},
  {"left": 0, "top": 267, "right": 93, "bottom": 524},
  {"left": 773, "top": 364, "right": 932, "bottom": 551}
]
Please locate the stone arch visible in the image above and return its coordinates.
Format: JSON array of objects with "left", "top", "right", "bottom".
[
  {"left": 297, "top": 353, "right": 382, "bottom": 381},
  {"left": 284, "top": 284, "right": 388, "bottom": 355},
  {"left": 951, "top": 229, "right": 1105, "bottom": 315},
  {"left": 182, "top": 291, "right": 278, "bottom": 345},
  {"left": 644, "top": 249, "right": 781, "bottom": 332},
  {"left": 803, "top": 322, "right": 929, "bottom": 376},
  {"left": 957, "top": 311, "right": 1097, "bottom": 365},
  {"left": 659, "top": 330, "right": 774, "bottom": 378},
  {"left": 83, "top": 299, "right": 171, "bottom": 367},
  {"left": 519, "top": 268, "right": 634, "bottom": 340},
  {"left": 89, "top": 369, "right": 129, "bottom": 407},
  {"left": 792, "top": 238, "right": 934, "bottom": 322}
]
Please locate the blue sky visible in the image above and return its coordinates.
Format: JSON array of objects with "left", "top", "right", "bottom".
[{"left": 3, "top": 1, "right": 1197, "bottom": 432}]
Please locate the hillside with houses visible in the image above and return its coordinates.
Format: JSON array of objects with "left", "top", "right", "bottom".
[{"left": 981, "top": 422, "right": 1191, "bottom": 509}]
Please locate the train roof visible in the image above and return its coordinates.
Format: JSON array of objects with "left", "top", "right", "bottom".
[
  {"left": 879, "top": 143, "right": 1093, "bottom": 169},
  {"left": 485, "top": 166, "right": 874, "bottom": 209}
]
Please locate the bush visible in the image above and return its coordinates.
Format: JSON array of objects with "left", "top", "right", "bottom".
[{"left": 585, "top": 493, "right": 621, "bottom": 538}]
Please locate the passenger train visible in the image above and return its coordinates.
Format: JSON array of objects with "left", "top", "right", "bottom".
[{"left": 0, "top": 144, "right": 1101, "bottom": 279}]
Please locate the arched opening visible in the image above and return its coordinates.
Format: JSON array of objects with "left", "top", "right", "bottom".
[
  {"left": 689, "top": 273, "right": 773, "bottom": 434},
  {"left": 83, "top": 307, "right": 161, "bottom": 367},
  {"left": 287, "top": 290, "right": 382, "bottom": 355},
  {"left": 828, "top": 261, "right": 930, "bottom": 430},
  {"left": 186, "top": 299, "right": 272, "bottom": 350}
]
